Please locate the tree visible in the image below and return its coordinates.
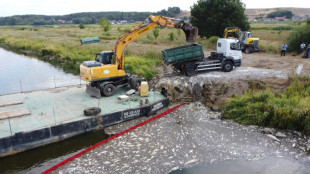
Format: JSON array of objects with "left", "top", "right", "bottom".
[
  {"left": 98, "top": 17, "right": 111, "bottom": 33},
  {"left": 267, "top": 10, "right": 293, "bottom": 19},
  {"left": 152, "top": 27, "right": 159, "bottom": 39},
  {"left": 287, "top": 25, "right": 310, "bottom": 52},
  {"left": 190, "top": 0, "right": 250, "bottom": 38}
]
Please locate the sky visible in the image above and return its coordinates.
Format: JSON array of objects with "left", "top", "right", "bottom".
[{"left": 0, "top": 0, "right": 309, "bottom": 17}]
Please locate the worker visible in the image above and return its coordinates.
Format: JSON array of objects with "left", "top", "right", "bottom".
[
  {"left": 304, "top": 44, "right": 310, "bottom": 59},
  {"left": 281, "top": 43, "right": 287, "bottom": 56},
  {"left": 300, "top": 42, "right": 306, "bottom": 54}
]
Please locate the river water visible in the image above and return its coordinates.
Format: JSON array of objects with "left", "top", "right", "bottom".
[{"left": 0, "top": 48, "right": 84, "bottom": 95}]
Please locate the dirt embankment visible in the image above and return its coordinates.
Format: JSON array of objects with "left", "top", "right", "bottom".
[{"left": 152, "top": 66, "right": 289, "bottom": 110}]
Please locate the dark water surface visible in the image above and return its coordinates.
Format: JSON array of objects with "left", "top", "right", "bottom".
[
  {"left": 0, "top": 48, "right": 83, "bottom": 95},
  {"left": 0, "top": 131, "right": 109, "bottom": 174}
]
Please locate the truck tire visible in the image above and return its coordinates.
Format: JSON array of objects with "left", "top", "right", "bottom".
[
  {"left": 222, "top": 61, "right": 233, "bottom": 72},
  {"left": 132, "top": 78, "right": 142, "bottom": 91},
  {"left": 184, "top": 66, "right": 196, "bottom": 76},
  {"left": 101, "top": 84, "right": 116, "bottom": 97},
  {"left": 245, "top": 47, "right": 252, "bottom": 54}
]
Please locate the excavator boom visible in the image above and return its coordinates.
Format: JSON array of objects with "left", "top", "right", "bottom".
[{"left": 114, "top": 15, "right": 198, "bottom": 71}]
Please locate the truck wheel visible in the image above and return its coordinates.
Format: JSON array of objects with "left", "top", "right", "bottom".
[
  {"left": 185, "top": 66, "right": 196, "bottom": 76},
  {"left": 132, "top": 78, "right": 142, "bottom": 90},
  {"left": 102, "top": 84, "right": 115, "bottom": 97},
  {"left": 222, "top": 61, "right": 233, "bottom": 72},
  {"left": 245, "top": 47, "right": 252, "bottom": 54}
]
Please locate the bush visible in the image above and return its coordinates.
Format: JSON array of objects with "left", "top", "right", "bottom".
[
  {"left": 168, "top": 32, "right": 175, "bottom": 41},
  {"left": 125, "top": 56, "right": 160, "bottom": 81},
  {"left": 79, "top": 24, "right": 85, "bottom": 29},
  {"left": 223, "top": 76, "right": 310, "bottom": 135},
  {"left": 287, "top": 25, "right": 310, "bottom": 52}
]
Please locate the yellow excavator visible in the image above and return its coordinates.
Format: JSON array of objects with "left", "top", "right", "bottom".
[
  {"left": 224, "top": 27, "right": 259, "bottom": 54},
  {"left": 80, "top": 15, "right": 198, "bottom": 98}
]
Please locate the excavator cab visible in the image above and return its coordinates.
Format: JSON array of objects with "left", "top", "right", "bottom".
[{"left": 95, "top": 51, "right": 114, "bottom": 64}]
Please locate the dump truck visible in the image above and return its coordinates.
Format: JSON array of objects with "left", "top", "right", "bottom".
[{"left": 162, "top": 38, "right": 242, "bottom": 76}]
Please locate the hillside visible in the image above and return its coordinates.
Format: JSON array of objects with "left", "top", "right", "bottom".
[
  {"left": 245, "top": 8, "right": 310, "bottom": 20},
  {"left": 176, "top": 8, "right": 310, "bottom": 21}
]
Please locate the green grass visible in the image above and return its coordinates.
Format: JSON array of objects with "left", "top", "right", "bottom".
[{"left": 223, "top": 76, "right": 310, "bottom": 136}]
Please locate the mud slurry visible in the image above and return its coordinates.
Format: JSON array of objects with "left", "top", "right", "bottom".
[{"left": 53, "top": 103, "right": 310, "bottom": 174}]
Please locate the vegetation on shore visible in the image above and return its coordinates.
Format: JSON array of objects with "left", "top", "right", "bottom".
[
  {"left": 223, "top": 76, "right": 310, "bottom": 136},
  {"left": 0, "top": 19, "right": 308, "bottom": 79}
]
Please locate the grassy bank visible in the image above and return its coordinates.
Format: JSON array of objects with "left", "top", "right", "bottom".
[
  {"left": 0, "top": 25, "right": 189, "bottom": 78},
  {"left": 223, "top": 76, "right": 310, "bottom": 136}
]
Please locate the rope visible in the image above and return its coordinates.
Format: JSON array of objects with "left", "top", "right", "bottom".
[{"left": 41, "top": 104, "right": 182, "bottom": 174}]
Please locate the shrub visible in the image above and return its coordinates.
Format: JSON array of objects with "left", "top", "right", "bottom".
[
  {"left": 168, "top": 32, "right": 175, "bottom": 41},
  {"left": 153, "top": 27, "right": 159, "bottom": 40},
  {"left": 79, "top": 24, "right": 85, "bottom": 29},
  {"left": 125, "top": 56, "right": 159, "bottom": 81},
  {"left": 287, "top": 25, "right": 310, "bottom": 52},
  {"left": 223, "top": 76, "right": 310, "bottom": 135}
]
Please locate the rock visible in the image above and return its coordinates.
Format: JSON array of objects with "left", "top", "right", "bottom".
[
  {"left": 211, "top": 105, "right": 219, "bottom": 111},
  {"left": 262, "top": 128, "right": 274, "bottom": 134},
  {"left": 266, "top": 134, "right": 281, "bottom": 142},
  {"left": 275, "top": 132, "right": 286, "bottom": 138},
  {"left": 210, "top": 113, "right": 221, "bottom": 120}
]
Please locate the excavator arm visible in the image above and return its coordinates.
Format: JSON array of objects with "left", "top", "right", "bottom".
[{"left": 114, "top": 15, "right": 198, "bottom": 71}]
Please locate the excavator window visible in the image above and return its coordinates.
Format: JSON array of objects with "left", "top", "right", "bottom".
[{"left": 96, "top": 53, "right": 113, "bottom": 65}]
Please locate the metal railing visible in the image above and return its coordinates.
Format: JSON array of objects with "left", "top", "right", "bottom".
[{"left": 0, "top": 75, "right": 88, "bottom": 96}]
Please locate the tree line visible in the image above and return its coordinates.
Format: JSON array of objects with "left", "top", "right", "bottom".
[{"left": 0, "top": 7, "right": 181, "bottom": 26}]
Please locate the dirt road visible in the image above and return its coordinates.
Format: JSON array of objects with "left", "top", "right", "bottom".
[{"left": 236, "top": 52, "right": 309, "bottom": 75}]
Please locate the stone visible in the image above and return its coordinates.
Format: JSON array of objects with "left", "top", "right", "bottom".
[
  {"left": 275, "top": 132, "right": 286, "bottom": 138},
  {"left": 211, "top": 105, "right": 219, "bottom": 111},
  {"left": 266, "top": 134, "right": 281, "bottom": 142},
  {"left": 262, "top": 128, "right": 274, "bottom": 134}
]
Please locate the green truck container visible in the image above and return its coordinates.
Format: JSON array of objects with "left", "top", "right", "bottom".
[
  {"left": 162, "top": 43, "right": 204, "bottom": 65},
  {"left": 80, "top": 37, "right": 100, "bottom": 44},
  {"left": 161, "top": 39, "right": 242, "bottom": 76}
]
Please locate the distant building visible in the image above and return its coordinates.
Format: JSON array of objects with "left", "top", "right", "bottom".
[
  {"left": 57, "top": 19, "right": 66, "bottom": 23},
  {"left": 274, "top": 16, "right": 286, "bottom": 20}
]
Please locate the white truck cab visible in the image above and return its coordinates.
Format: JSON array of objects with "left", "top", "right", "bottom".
[{"left": 216, "top": 38, "right": 242, "bottom": 61}]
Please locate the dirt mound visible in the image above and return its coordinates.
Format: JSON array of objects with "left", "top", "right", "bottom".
[{"left": 153, "top": 67, "right": 289, "bottom": 110}]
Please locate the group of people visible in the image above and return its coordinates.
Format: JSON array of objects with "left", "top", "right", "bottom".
[{"left": 280, "top": 42, "right": 310, "bottom": 58}]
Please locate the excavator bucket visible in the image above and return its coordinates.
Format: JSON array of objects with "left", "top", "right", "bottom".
[
  {"left": 86, "top": 84, "right": 101, "bottom": 99},
  {"left": 182, "top": 24, "right": 198, "bottom": 43}
]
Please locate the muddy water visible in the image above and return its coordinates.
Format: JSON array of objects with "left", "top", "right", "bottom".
[
  {"left": 171, "top": 158, "right": 310, "bottom": 174},
  {"left": 0, "top": 48, "right": 83, "bottom": 95},
  {"left": 0, "top": 131, "right": 109, "bottom": 174}
]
